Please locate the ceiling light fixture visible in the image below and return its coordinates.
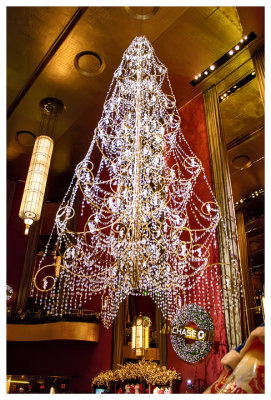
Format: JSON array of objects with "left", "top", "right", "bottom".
[
  {"left": 234, "top": 188, "right": 264, "bottom": 207},
  {"left": 19, "top": 136, "right": 54, "bottom": 235},
  {"left": 19, "top": 99, "right": 63, "bottom": 235},
  {"left": 32, "top": 37, "right": 241, "bottom": 328},
  {"left": 74, "top": 51, "right": 105, "bottom": 77},
  {"left": 219, "top": 71, "right": 256, "bottom": 102},
  {"left": 190, "top": 32, "right": 257, "bottom": 86}
]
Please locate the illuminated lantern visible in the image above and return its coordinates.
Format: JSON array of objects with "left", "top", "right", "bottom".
[
  {"left": 19, "top": 98, "right": 63, "bottom": 235},
  {"left": 131, "top": 314, "right": 151, "bottom": 357},
  {"left": 19, "top": 135, "right": 54, "bottom": 235}
]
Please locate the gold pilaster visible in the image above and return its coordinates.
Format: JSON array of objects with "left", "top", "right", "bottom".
[{"left": 203, "top": 86, "right": 242, "bottom": 349}]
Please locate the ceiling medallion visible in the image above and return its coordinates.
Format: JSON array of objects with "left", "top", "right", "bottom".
[
  {"left": 40, "top": 98, "right": 64, "bottom": 115},
  {"left": 125, "top": 7, "right": 159, "bottom": 20},
  {"left": 74, "top": 51, "right": 105, "bottom": 77}
]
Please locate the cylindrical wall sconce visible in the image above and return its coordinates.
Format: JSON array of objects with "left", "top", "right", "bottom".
[
  {"left": 19, "top": 97, "right": 63, "bottom": 234},
  {"left": 19, "top": 135, "right": 54, "bottom": 234},
  {"left": 131, "top": 314, "right": 151, "bottom": 357}
]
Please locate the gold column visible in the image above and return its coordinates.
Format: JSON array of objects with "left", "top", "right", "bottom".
[
  {"left": 7, "top": 179, "right": 17, "bottom": 223},
  {"left": 6, "top": 376, "right": 11, "bottom": 394},
  {"left": 236, "top": 210, "right": 256, "bottom": 336},
  {"left": 112, "top": 297, "right": 128, "bottom": 370},
  {"left": 156, "top": 306, "right": 168, "bottom": 366},
  {"left": 203, "top": 86, "right": 242, "bottom": 349},
  {"left": 252, "top": 47, "right": 265, "bottom": 105}
]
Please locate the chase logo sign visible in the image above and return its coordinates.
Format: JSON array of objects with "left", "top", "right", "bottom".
[
  {"left": 171, "top": 325, "right": 214, "bottom": 342},
  {"left": 170, "top": 304, "right": 215, "bottom": 364}
]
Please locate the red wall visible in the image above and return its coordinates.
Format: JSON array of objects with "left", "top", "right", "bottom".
[
  {"left": 166, "top": 94, "right": 228, "bottom": 392},
  {"left": 7, "top": 181, "right": 29, "bottom": 309}
]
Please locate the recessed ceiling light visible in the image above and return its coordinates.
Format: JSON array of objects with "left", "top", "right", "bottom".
[
  {"left": 219, "top": 71, "right": 257, "bottom": 102},
  {"left": 232, "top": 155, "right": 251, "bottom": 169},
  {"left": 125, "top": 6, "right": 159, "bottom": 20},
  {"left": 16, "top": 131, "right": 36, "bottom": 147},
  {"left": 195, "top": 76, "right": 198, "bottom": 80},
  {"left": 74, "top": 51, "right": 105, "bottom": 77},
  {"left": 190, "top": 32, "right": 257, "bottom": 86}
]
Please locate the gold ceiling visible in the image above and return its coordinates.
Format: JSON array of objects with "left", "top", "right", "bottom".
[{"left": 7, "top": 6, "right": 264, "bottom": 203}]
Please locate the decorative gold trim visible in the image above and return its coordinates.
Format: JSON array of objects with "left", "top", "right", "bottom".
[{"left": 7, "top": 321, "right": 99, "bottom": 342}]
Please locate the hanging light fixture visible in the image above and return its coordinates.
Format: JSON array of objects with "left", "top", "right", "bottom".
[
  {"left": 32, "top": 37, "right": 241, "bottom": 327},
  {"left": 19, "top": 135, "right": 54, "bottom": 234},
  {"left": 19, "top": 98, "right": 63, "bottom": 234},
  {"left": 131, "top": 314, "right": 151, "bottom": 357}
]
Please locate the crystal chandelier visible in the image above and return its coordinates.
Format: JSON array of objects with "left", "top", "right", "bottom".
[{"left": 32, "top": 36, "right": 240, "bottom": 327}]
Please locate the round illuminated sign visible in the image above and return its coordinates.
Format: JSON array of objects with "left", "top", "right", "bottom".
[{"left": 170, "top": 303, "right": 214, "bottom": 364}]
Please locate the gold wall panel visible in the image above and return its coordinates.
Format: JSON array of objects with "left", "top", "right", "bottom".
[{"left": 7, "top": 321, "right": 99, "bottom": 342}]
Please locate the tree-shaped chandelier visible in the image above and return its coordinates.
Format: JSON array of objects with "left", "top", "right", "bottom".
[{"left": 33, "top": 37, "right": 240, "bottom": 328}]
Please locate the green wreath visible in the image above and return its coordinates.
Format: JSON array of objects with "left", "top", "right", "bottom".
[{"left": 170, "top": 303, "right": 214, "bottom": 363}]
